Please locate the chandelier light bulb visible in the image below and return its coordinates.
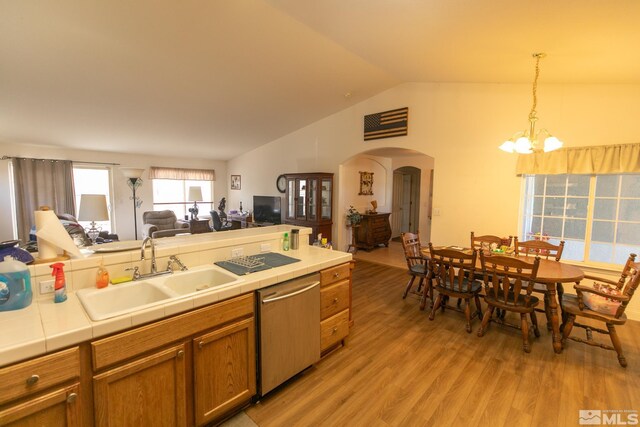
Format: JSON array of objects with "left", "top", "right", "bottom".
[
  {"left": 514, "top": 136, "right": 533, "bottom": 154},
  {"left": 543, "top": 136, "right": 563, "bottom": 152},
  {"left": 499, "top": 141, "right": 515, "bottom": 153}
]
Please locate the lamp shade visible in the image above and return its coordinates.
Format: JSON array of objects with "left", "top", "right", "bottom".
[
  {"left": 78, "top": 194, "right": 109, "bottom": 221},
  {"left": 188, "top": 186, "right": 203, "bottom": 202},
  {"left": 120, "top": 167, "right": 145, "bottom": 179}
]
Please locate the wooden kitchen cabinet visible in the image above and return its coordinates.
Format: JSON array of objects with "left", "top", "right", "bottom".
[
  {"left": 0, "top": 347, "right": 82, "bottom": 426},
  {"left": 93, "top": 343, "right": 188, "bottom": 427},
  {"left": 354, "top": 213, "right": 392, "bottom": 250},
  {"left": 193, "top": 317, "right": 256, "bottom": 426},
  {"left": 319, "top": 262, "right": 353, "bottom": 354},
  {"left": 90, "top": 293, "right": 255, "bottom": 427},
  {"left": 284, "top": 173, "right": 333, "bottom": 243}
]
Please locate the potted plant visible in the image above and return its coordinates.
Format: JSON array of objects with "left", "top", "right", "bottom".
[{"left": 346, "top": 206, "right": 361, "bottom": 226}]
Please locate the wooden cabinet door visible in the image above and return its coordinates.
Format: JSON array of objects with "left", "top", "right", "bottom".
[
  {"left": 193, "top": 317, "right": 256, "bottom": 426},
  {"left": 0, "top": 383, "right": 81, "bottom": 427},
  {"left": 93, "top": 343, "right": 187, "bottom": 427}
]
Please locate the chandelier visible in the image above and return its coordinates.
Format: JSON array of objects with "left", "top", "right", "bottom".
[{"left": 499, "top": 53, "right": 563, "bottom": 154}]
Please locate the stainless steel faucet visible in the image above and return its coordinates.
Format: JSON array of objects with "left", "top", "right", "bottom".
[{"left": 140, "top": 236, "right": 157, "bottom": 274}]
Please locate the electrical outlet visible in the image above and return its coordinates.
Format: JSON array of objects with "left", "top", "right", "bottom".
[
  {"left": 231, "top": 248, "right": 244, "bottom": 258},
  {"left": 260, "top": 243, "right": 272, "bottom": 252},
  {"left": 40, "top": 279, "right": 55, "bottom": 294}
]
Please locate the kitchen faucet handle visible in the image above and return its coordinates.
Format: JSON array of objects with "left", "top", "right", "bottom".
[
  {"left": 168, "top": 255, "right": 188, "bottom": 272},
  {"left": 125, "top": 266, "right": 141, "bottom": 280}
]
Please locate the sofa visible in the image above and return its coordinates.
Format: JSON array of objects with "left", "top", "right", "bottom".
[{"left": 142, "top": 210, "right": 190, "bottom": 238}]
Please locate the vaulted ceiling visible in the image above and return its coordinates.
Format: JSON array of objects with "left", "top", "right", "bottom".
[{"left": 2, "top": 1, "right": 639, "bottom": 160}]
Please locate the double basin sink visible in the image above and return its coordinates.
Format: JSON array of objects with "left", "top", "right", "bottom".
[{"left": 77, "top": 265, "right": 243, "bottom": 321}]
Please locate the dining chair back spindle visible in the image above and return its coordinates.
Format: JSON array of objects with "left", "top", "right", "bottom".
[
  {"left": 477, "top": 253, "right": 541, "bottom": 353},
  {"left": 561, "top": 253, "right": 640, "bottom": 367},
  {"left": 428, "top": 244, "right": 483, "bottom": 333}
]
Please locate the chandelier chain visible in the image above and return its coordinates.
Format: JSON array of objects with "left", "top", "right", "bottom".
[{"left": 529, "top": 53, "right": 543, "bottom": 120}]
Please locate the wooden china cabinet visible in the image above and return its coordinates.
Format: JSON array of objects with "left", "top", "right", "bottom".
[{"left": 284, "top": 173, "right": 333, "bottom": 244}]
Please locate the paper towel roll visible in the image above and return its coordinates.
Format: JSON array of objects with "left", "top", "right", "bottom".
[{"left": 35, "top": 209, "right": 82, "bottom": 259}]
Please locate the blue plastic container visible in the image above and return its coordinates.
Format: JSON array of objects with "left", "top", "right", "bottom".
[{"left": 0, "top": 257, "right": 33, "bottom": 311}]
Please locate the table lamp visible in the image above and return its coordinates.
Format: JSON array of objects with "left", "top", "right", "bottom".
[
  {"left": 78, "top": 194, "right": 109, "bottom": 244},
  {"left": 188, "top": 186, "right": 203, "bottom": 219}
]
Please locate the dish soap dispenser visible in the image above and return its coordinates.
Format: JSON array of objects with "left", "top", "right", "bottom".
[
  {"left": 283, "top": 232, "right": 290, "bottom": 251},
  {"left": 0, "top": 256, "right": 33, "bottom": 312},
  {"left": 50, "top": 262, "right": 67, "bottom": 303},
  {"left": 96, "top": 261, "right": 109, "bottom": 289}
]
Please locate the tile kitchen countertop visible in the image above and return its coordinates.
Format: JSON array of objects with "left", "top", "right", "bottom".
[{"left": 0, "top": 246, "right": 351, "bottom": 367}]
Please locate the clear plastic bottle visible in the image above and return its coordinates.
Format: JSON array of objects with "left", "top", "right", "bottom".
[
  {"left": 96, "top": 261, "right": 110, "bottom": 289},
  {"left": 283, "top": 232, "right": 290, "bottom": 251},
  {"left": 0, "top": 256, "right": 33, "bottom": 311}
]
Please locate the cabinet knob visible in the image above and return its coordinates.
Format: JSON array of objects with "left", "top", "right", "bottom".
[
  {"left": 333, "top": 273, "right": 340, "bottom": 278},
  {"left": 177, "top": 350, "right": 184, "bottom": 358},
  {"left": 26, "top": 374, "right": 39, "bottom": 386},
  {"left": 333, "top": 298, "right": 338, "bottom": 304},
  {"left": 332, "top": 327, "right": 338, "bottom": 334},
  {"left": 198, "top": 341, "right": 204, "bottom": 349},
  {"left": 67, "top": 393, "right": 78, "bottom": 404}
]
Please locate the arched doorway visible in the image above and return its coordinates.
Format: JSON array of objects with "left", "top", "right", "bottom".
[{"left": 391, "top": 166, "right": 421, "bottom": 239}]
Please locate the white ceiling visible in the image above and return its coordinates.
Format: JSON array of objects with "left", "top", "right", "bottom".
[{"left": 1, "top": 1, "right": 639, "bottom": 160}]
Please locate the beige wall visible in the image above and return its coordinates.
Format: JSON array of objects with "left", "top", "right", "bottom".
[{"left": 0, "top": 141, "right": 227, "bottom": 241}]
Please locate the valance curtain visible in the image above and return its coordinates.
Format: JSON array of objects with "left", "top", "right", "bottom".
[
  {"left": 516, "top": 143, "right": 640, "bottom": 175},
  {"left": 149, "top": 167, "right": 216, "bottom": 181},
  {"left": 12, "top": 158, "right": 76, "bottom": 242}
]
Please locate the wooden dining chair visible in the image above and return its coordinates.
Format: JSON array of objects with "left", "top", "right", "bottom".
[
  {"left": 561, "top": 253, "right": 640, "bottom": 367},
  {"left": 514, "top": 237, "right": 566, "bottom": 329},
  {"left": 477, "top": 253, "right": 541, "bottom": 353},
  {"left": 428, "top": 244, "right": 483, "bottom": 333},
  {"left": 470, "top": 232, "right": 512, "bottom": 252},
  {"left": 400, "top": 232, "right": 432, "bottom": 303}
]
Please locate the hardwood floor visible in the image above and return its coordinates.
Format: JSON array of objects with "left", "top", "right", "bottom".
[{"left": 246, "top": 261, "right": 640, "bottom": 427}]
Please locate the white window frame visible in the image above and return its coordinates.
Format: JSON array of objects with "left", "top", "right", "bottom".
[
  {"left": 151, "top": 179, "right": 214, "bottom": 220},
  {"left": 72, "top": 164, "right": 115, "bottom": 234}
]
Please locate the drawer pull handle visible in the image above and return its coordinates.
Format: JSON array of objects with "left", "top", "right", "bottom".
[
  {"left": 333, "top": 298, "right": 338, "bottom": 304},
  {"left": 333, "top": 273, "right": 340, "bottom": 278},
  {"left": 26, "top": 375, "right": 39, "bottom": 386},
  {"left": 332, "top": 327, "right": 338, "bottom": 334},
  {"left": 67, "top": 393, "right": 78, "bottom": 404},
  {"left": 198, "top": 341, "right": 204, "bottom": 349},
  {"left": 177, "top": 350, "right": 184, "bottom": 358}
]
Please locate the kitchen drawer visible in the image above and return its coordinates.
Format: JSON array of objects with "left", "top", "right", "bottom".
[
  {"left": 320, "top": 280, "right": 349, "bottom": 319},
  {"left": 320, "top": 309, "right": 349, "bottom": 351},
  {"left": 92, "top": 293, "right": 254, "bottom": 370},
  {"left": 320, "top": 263, "right": 350, "bottom": 287},
  {"left": 0, "top": 347, "right": 80, "bottom": 404}
]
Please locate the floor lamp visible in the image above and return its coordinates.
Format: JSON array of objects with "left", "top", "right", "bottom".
[{"left": 121, "top": 168, "right": 145, "bottom": 240}]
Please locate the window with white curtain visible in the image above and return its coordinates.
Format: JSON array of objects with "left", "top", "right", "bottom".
[
  {"left": 152, "top": 179, "right": 213, "bottom": 219},
  {"left": 521, "top": 174, "right": 640, "bottom": 266}
]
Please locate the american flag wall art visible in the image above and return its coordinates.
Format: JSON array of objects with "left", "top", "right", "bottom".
[{"left": 364, "top": 107, "right": 408, "bottom": 141}]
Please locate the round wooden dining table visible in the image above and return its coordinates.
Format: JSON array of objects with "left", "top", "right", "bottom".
[{"left": 420, "top": 247, "right": 585, "bottom": 353}]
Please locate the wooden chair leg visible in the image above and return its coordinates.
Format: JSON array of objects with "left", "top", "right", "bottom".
[
  {"left": 464, "top": 298, "right": 472, "bottom": 333},
  {"left": 521, "top": 313, "right": 531, "bottom": 353},
  {"left": 543, "top": 293, "right": 552, "bottom": 331},
  {"left": 474, "top": 294, "right": 483, "bottom": 320},
  {"left": 477, "top": 306, "right": 494, "bottom": 337},
  {"left": 419, "top": 277, "right": 432, "bottom": 311},
  {"left": 403, "top": 276, "right": 416, "bottom": 299},
  {"left": 530, "top": 311, "right": 540, "bottom": 338},
  {"left": 561, "top": 314, "right": 576, "bottom": 344},
  {"left": 607, "top": 323, "right": 627, "bottom": 368},
  {"left": 429, "top": 293, "right": 442, "bottom": 321},
  {"left": 416, "top": 277, "right": 425, "bottom": 293}
]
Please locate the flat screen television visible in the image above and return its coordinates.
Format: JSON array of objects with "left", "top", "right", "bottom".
[{"left": 253, "top": 196, "right": 282, "bottom": 225}]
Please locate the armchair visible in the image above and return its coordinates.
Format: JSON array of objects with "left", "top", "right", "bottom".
[{"left": 142, "top": 210, "right": 190, "bottom": 239}]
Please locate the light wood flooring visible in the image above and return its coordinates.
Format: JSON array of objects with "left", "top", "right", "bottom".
[{"left": 246, "top": 260, "right": 640, "bottom": 427}]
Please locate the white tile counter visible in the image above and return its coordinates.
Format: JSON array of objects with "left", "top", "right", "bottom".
[{"left": 0, "top": 226, "right": 351, "bottom": 367}]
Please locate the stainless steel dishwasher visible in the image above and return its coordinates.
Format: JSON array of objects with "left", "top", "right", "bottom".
[{"left": 257, "top": 273, "right": 321, "bottom": 396}]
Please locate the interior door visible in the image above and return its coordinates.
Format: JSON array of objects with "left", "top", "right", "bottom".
[
  {"left": 401, "top": 175, "right": 412, "bottom": 231},
  {"left": 391, "top": 172, "right": 403, "bottom": 237}
]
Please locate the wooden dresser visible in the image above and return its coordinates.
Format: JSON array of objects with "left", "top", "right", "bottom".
[{"left": 354, "top": 213, "right": 392, "bottom": 250}]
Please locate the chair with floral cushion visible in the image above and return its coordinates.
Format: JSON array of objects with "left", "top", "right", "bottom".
[{"left": 561, "top": 253, "right": 640, "bottom": 367}]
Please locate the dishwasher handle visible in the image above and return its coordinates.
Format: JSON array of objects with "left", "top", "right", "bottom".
[{"left": 261, "top": 281, "right": 320, "bottom": 304}]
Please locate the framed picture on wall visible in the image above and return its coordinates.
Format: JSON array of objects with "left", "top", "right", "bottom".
[
  {"left": 231, "top": 175, "right": 241, "bottom": 190},
  {"left": 358, "top": 171, "right": 374, "bottom": 195}
]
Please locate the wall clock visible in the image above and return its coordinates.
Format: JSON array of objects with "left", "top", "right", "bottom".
[{"left": 276, "top": 174, "right": 287, "bottom": 193}]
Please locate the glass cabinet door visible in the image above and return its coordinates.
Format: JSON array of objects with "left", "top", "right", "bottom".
[
  {"left": 321, "top": 178, "right": 332, "bottom": 220},
  {"left": 296, "top": 179, "right": 306, "bottom": 219},
  {"left": 286, "top": 178, "right": 295, "bottom": 219},
  {"left": 308, "top": 179, "right": 317, "bottom": 221}
]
